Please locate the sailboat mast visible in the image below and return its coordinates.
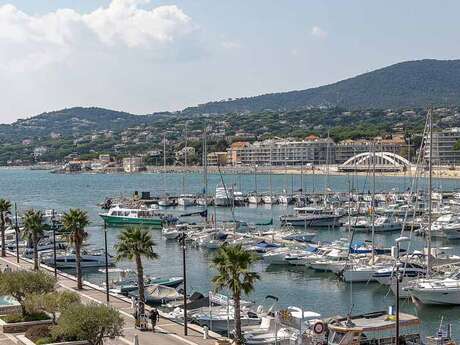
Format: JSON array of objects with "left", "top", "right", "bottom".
[
  {"left": 163, "top": 134, "right": 166, "bottom": 195},
  {"left": 371, "top": 142, "right": 376, "bottom": 264},
  {"left": 203, "top": 126, "right": 208, "bottom": 222},
  {"left": 427, "top": 108, "right": 433, "bottom": 276}
]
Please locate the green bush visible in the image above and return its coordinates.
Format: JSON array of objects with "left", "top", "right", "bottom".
[
  {"left": 1, "top": 312, "right": 49, "bottom": 323},
  {"left": 36, "top": 337, "right": 53, "bottom": 345},
  {"left": 25, "top": 291, "right": 80, "bottom": 323},
  {"left": 25, "top": 325, "right": 51, "bottom": 342},
  {"left": 0, "top": 271, "right": 56, "bottom": 316},
  {"left": 51, "top": 303, "right": 124, "bottom": 345}
]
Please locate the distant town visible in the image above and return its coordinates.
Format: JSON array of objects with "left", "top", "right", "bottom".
[{"left": 3, "top": 106, "right": 460, "bottom": 173}]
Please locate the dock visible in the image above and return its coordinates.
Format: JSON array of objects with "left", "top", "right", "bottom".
[{"left": 0, "top": 253, "right": 226, "bottom": 345}]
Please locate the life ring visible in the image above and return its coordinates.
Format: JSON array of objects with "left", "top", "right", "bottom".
[{"left": 313, "top": 321, "right": 325, "bottom": 335}]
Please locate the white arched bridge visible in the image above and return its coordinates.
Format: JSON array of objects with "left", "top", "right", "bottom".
[{"left": 338, "top": 152, "right": 411, "bottom": 172}]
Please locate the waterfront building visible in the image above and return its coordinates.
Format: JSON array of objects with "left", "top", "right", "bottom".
[
  {"left": 228, "top": 137, "right": 334, "bottom": 166},
  {"left": 425, "top": 127, "right": 460, "bottom": 165},
  {"left": 175, "top": 146, "right": 195, "bottom": 160},
  {"left": 123, "top": 157, "right": 144, "bottom": 173},
  {"left": 335, "top": 135, "right": 406, "bottom": 163},
  {"left": 207, "top": 152, "right": 228, "bottom": 166}
]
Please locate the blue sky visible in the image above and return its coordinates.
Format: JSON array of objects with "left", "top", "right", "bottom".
[{"left": 0, "top": 0, "right": 459, "bottom": 123}]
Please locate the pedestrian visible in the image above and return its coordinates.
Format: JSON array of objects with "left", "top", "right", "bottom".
[
  {"left": 133, "top": 305, "right": 140, "bottom": 329},
  {"left": 149, "top": 308, "right": 159, "bottom": 332},
  {"left": 3, "top": 265, "right": 11, "bottom": 273}
]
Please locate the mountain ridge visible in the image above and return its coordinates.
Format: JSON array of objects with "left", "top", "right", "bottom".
[{"left": 182, "top": 59, "right": 460, "bottom": 114}]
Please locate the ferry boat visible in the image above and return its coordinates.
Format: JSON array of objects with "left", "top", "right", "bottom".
[{"left": 99, "top": 205, "right": 167, "bottom": 227}]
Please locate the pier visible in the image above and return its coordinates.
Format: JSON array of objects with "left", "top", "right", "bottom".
[{"left": 0, "top": 252, "right": 226, "bottom": 345}]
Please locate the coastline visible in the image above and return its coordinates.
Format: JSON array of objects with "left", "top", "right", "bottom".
[{"left": 3, "top": 164, "right": 460, "bottom": 179}]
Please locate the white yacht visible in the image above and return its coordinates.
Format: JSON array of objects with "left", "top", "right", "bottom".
[
  {"left": 406, "top": 270, "right": 460, "bottom": 305},
  {"left": 280, "top": 207, "right": 342, "bottom": 227},
  {"left": 177, "top": 194, "right": 195, "bottom": 207},
  {"left": 215, "top": 185, "right": 234, "bottom": 207},
  {"left": 262, "top": 195, "right": 276, "bottom": 205},
  {"left": 41, "top": 250, "right": 115, "bottom": 269}
]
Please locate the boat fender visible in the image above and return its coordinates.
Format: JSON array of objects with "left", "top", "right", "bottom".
[{"left": 313, "top": 321, "right": 325, "bottom": 335}]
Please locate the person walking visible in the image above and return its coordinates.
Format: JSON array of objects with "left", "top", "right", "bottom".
[{"left": 149, "top": 308, "right": 160, "bottom": 332}]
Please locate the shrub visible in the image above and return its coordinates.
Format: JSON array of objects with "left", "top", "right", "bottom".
[
  {"left": 1, "top": 312, "right": 49, "bottom": 323},
  {"left": 0, "top": 271, "right": 56, "bottom": 316},
  {"left": 51, "top": 303, "right": 124, "bottom": 345},
  {"left": 25, "top": 325, "right": 51, "bottom": 343},
  {"left": 36, "top": 337, "right": 53, "bottom": 345},
  {"left": 25, "top": 291, "right": 80, "bottom": 323}
]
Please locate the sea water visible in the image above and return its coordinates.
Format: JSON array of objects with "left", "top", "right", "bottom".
[{"left": 1, "top": 168, "right": 460, "bottom": 339}]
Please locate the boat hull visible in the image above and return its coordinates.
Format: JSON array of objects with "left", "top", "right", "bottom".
[{"left": 100, "top": 214, "right": 162, "bottom": 227}]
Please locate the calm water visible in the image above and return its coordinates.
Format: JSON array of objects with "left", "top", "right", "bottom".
[{"left": 1, "top": 168, "right": 460, "bottom": 339}]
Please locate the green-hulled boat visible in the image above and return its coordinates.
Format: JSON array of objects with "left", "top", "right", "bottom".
[{"left": 99, "top": 206, "right": 163, "bottom": 227}]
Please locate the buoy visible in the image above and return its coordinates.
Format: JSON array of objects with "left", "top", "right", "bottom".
[{"left": 313, "top": 321, "right": 325, "bottom": 335}]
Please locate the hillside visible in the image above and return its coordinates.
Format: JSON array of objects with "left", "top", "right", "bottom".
[
  {"left": 184, "top": 59, "right": 460, "bottom": 114},
  {"left": 0, "top": 107, "right": 162, "bottom": 142}
]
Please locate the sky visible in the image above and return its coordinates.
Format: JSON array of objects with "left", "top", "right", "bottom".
[{"left": 1, "top": 0, "right": 460, "bottom": 123}]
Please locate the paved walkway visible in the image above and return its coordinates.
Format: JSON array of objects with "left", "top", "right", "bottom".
[{"left": 0, "top": 254, "right": 224, "bottom": 345}]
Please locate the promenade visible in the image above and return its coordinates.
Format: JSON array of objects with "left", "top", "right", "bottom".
[{"left": 0, "top": 253, "right": 225, "bottom": 345}]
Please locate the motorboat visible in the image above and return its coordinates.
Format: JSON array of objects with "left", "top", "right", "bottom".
[
  {"left": 262, "top": 248, "right": 291, "bottom": 265},
  {"left": 192, "top": 306, "right": 261, "bottom": 333},
  {"left": 177, "top": 194, "right": 195, "bottom": 207},
  {"left": 215, "top": 185, "right": 234, "bottom": 207},
  {"left": 41, "top": 249, "right": 115, "bottom": 269},
  {"left": 99, "top": 205, "right": 167, "bottom": 227},
  {"left": 109, "top": 275, "right": 184, "bottom": 294},
  {"left": 405, "top": 270, "right": 460, "bottom": 305},
  {"left": 262, "top": 195, "right": 276, "bottom": 205},
  {"left": 326, "top": 311, "right": 420, "bottom": 345},
  {"left": 130, "top": 284, "right": 182, "bottom": 305}
]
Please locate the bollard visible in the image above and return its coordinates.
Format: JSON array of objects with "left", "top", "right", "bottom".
[
  {"left": 134, "top": 335, "right": 139, "bottom": 345},
  {"left": 203, "top": 325, "right": 209, "bottom": 339}
]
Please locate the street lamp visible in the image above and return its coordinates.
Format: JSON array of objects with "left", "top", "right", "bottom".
[
  {"left": 104, "top": 221, "right": 110, "bottom": 303},
  {"left": 14, "top": 203, "right": 19, "bottom": 264},
  {"left": 178, "top": 232, "right": 188, "bottom": 336},
  {"left": 394, "top": 236, "right": 409, "bottom": 345},
  {"left": 51, "top": 210, "right": 58, "bottom": 278}
]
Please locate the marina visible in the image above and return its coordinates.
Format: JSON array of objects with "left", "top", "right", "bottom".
[{"left": 2, "top": 165, "right": 460, "bottom": 342}]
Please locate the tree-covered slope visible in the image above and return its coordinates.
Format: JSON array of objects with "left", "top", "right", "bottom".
[{"left": 184, "top": 59, "right": 460, "bottom": 114}]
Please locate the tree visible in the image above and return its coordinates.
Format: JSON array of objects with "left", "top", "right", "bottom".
[
  {"left": 51, "top": 303, "right": 124, "bottom": 345},
  {"left": 115, "top": 226, "right": 158, "bottom": 315},
  {"left": 22, "top": 209, "right": 45, "bottom": 270},
  {"left": 0, "top": 199, "right": 12, "bottom": 257},
  {"left": 454, "top": 139, "right": 460, "bottom": 151},
  {"left": 62, "top": 209, "right": 90, "bottom": 290},
  {"left": 0, "top": 270, "right": 56, "bottom": 316},
  {"left": 25, "top": 291, "right": 80, "bottom": 324},
  {"left": 212, "top": 244, "right": 260, "bottom": 345}
]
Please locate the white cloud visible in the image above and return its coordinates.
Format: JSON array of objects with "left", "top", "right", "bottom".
[
  {"left": 0, "top": 0, "right": 197, "bottom": 72},
  {"left": 311, "top": 26, "right": 327, "bottom": 39},
  {"left": 221, "top": 40, "right": 241, "bottom": 49}
]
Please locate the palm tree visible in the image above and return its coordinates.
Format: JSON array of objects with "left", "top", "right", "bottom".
[
  {"left": 115, "top": 226, "right": 158, "bottom": 315},
  {"left": 62, "top": 209, "right": 90, "bottom": 290},
  {"left": 0, "top": 199, "right": 12, "bottom": 257},
  {"left": 22, "top": 209, "right": 45, "bottom": 270},
  {"left": 212, "top": 244, "right": 260, "bottom": 345}
]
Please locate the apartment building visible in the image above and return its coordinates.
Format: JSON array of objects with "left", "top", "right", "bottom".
[
  {"left": 228, "top": 137, "right": 335, "bottom": 166},
  {"left": 426, "top": 128, "right": 460, "bottom": 165}
]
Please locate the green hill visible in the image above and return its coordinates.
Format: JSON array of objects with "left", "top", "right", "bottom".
[{"left": 184, "top": 59, "right": 460, "bottom": 114}]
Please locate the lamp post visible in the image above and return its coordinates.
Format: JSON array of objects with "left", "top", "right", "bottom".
[
  {"left": 394, "top": 236, "right": 409, "bottom": 345},
  {"left": 14, "top": 203, "right": 19, "bottom": 264},
  {"left": 104, "top": 221, "right": 110, "bottom": 303},
  {"left": 178, "top": 232, "right": 188, "bottom": 336},
  {"left": 51, "top": 209, "right": 57, "bottom": 278}
]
